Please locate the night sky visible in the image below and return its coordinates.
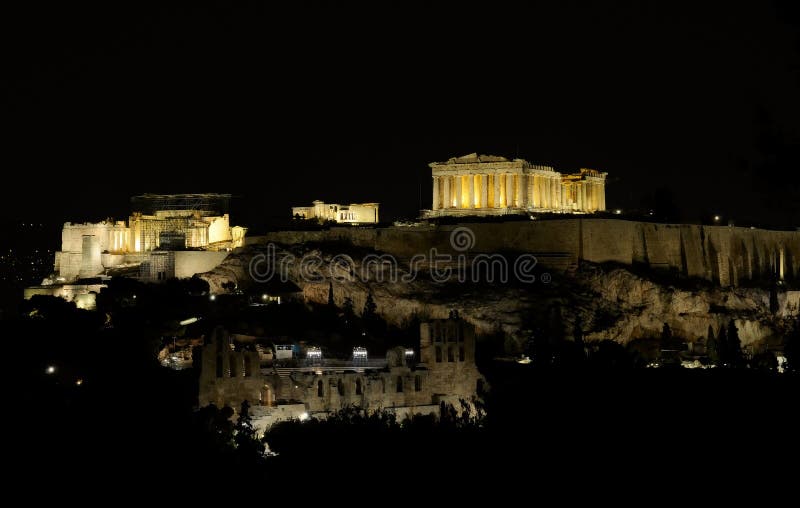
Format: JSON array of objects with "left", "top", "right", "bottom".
[{"left": 2, "top": 3, "right": 799, "bottom": 227}]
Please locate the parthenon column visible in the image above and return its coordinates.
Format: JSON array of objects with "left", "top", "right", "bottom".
[
  {"left": 599, "top": 182, "right": 605, "bottom": 211},
  {"left": 454, "top": 174, "right": 462, "bottom": 208},
  {"left": 468, "top": 174, "right": 475, "bottom": 208},
  {"left": 516, "top": 175, "right": 524, "bottom": 207},
  {"left": 552, "top": 177, "right": 559, "bottom": 210},
  {"left": 545, "top": 177, "right": 552, "bottom": 209},
  {"left": 432, "top": 176, "right": 440, "bottom": 210},
  {"left": 580, "top": 184, "right": 587, "bottom": 212},
  {"left": 443, "top": 175, "right": 451, "bottom": 209},
  {"left": 505, "top": 173, "right": 514, "bottom": 207},
  {"left": 493, "top": 173, "right": 502, "bottom": 208},
  {"left": 480, "top": 174, "right": 488, "bottom": 208}
]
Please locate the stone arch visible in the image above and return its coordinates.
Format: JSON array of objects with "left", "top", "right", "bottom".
[
  {"left": 260, "top": 384, "right": 274, "bottom": 407},
  {"left": 229, "top": 355, "right": 238, "bottom": 378},
  {"left": 244, "top": 355, "right": 252, "bottom": 377}
]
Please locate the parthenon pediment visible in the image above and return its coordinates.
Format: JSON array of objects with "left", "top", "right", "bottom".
[{"left": 445, "top": 153, "right": 510, "bottom": 164}]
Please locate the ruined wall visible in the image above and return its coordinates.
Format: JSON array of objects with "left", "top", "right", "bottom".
[
  {"left": 254, "top": 219, "right": 800, "bottom": 287},
  {"left": 198, "top": 321, "right": 484, "bottom": 419}
]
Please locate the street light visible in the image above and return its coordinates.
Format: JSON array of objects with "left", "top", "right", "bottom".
[{"left": 45, "top": 365, "right": 55, "bottom": 375}]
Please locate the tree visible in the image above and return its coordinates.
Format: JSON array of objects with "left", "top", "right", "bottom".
[
  {"left": 785, "top": 319, "right": 800, "bottom": 372},
  {"left": 341, "top": 296, "right": 354, "bottom": 318},
  {"left": 362, "top": 292, "right": 377, "bottom": 321},
  {"left": 706, "top": 325, "right": 720, "bottom": 364},
  {"left": 660, "top": 322, "right": 672, "bottom": 347},
  {"left": 726, "top": 320, "right": 743, "bottom": 367},
  {"left": 717, "top": 325, "right": 729, "bottom": 365},
  {"left": 234, "top": 400, "right": 265, "bottom": 461}
]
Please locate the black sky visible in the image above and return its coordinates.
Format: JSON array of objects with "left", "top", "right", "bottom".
[{"left": 2, "top": 2, "right": 800, "bottom": 227}]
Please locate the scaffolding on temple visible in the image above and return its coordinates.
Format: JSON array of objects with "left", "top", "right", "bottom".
[
  {"left": 131, "top": 193, "right": 231, "bottom": 215},
  {"left": 130, "top": 194, "right": 230, "bottom": 251}
]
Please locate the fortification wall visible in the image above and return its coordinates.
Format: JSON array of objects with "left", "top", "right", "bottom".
[
  {"left": 174, "top": 251, "right": 230, "bottom": 279},
  {"left": 253, "top": 219, "right": 800, "bottom": 287}
]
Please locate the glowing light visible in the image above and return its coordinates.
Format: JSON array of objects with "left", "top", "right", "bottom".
[
  {"left": 46, "top": 365, "right": 56, "bottom": 375},
  {"left": 132, "top": 294, "right": 137, "bottom": 299},
  {"left": 517, "top": 355, "right": 532, "bottom": 364},
  {"left": 209, "top": 295, "right": 216, "bottom": 301},
  {"left": 299, "top": 412, "right": 310, "bottom": 421},
  {"left": 306, "top": 347, "right": 322, "bottom": 360},
  {"left": 179, "top": 317, "right": 199, "bottom": 326},
  {"left": 614, "top": 209, "right": 622, "bottom": 215},
  {"left": 353, "top": 347, "right": 368, "bottom": 360},
  {"left": 76, "top": 379, "right": 83, "bottom": 386},
  {"left": 713, "top": 215, "right": 721, "bottom": 222},
  {"left": 404, "top": 348, "right": 414, "bottom": 357}
]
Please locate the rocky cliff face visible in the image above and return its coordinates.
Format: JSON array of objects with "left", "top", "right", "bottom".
[{"left": 201, "top": 244, "right": 799, "bottom": 353}]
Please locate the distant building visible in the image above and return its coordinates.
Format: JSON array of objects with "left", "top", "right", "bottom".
[
  {"left": 292, "top": 200, "right": 379, "bottom": 224},
  {"left": 424, "top": 153, "right": 607, "bottom": 217}
]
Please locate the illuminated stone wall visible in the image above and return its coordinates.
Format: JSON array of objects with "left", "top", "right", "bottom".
[
  {"left": 425, "top": 153, "right": 607, "bottom": 217},
  {"left": 257, "top": 219, "right": 800, "bottom": 288},
  {"left": 174, "top": 251, "right": 230, "bottom": 279},
  {"left": 24, "top": 283, "right": 106, "bottom": 310}
]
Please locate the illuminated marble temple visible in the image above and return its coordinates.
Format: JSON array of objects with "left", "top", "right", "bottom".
[
  {"left": 424, "top": 153, "right": 607, "bottom": 217},
  {"left": 292, "top": 200, "right": 380, "bottom": 224},
  {"left": 27, "top": 194, "right": 248, "bottom": 308}
]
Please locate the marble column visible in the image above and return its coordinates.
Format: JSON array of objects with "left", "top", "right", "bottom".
[
  {"left": 493, "top": 173, "right": 502, "bottom": 208},
  {"left": 443, "top": 175, "right": 451, "bottom": 209},
  {"left": 552, "top": 177, "right": 559, "bottom": 210},
  {"left": 599, "top": 182, "right": 605, "bottom": 211},
  {"left": 532, "top": 175, "right": 540, "bottom": 208},
  {"left": 480, "top": 174, "right": 488, "bottom": 208},
  {"left": 515, "top": 174, "right": 524, "bottom": 208},
  {"left": 432, "top": 176, "right": 440, "bottom": 210},
  {"left": 468, "top": 174, "right": 475, "bottom": 208},
  {"left": 505, "top": 173, "right": 514, "bottom": 207},
  {"left": 454, "top": 174, "right": 462, "bottom": 208},
  {"left": 581, "top": 184, "right": 587, "bottom": 211},
  {"left": 546, "top": 177, "right": 553, "bottom": 209}
]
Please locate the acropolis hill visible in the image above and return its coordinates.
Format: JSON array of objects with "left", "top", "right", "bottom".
[{"left": 197, "top": 153, "right": 800, "bottom": 357}]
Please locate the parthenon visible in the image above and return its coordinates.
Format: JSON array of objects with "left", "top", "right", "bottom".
[{"left": 424, "top": 153, "right": 607, "bottom": 217}]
